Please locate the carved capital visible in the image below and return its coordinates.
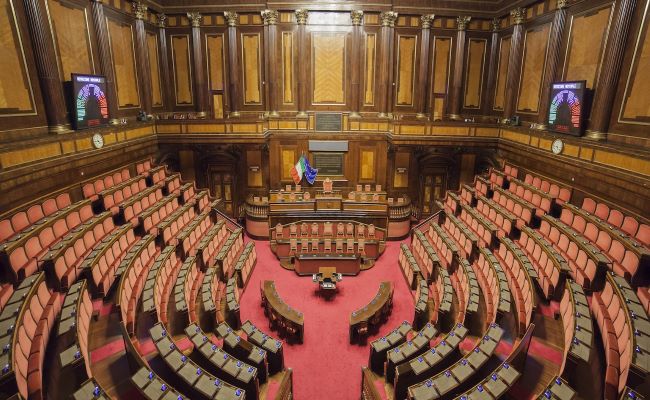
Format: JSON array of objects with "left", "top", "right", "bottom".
[
  {"left": 157, "top": 13, "right": 167, "bottom": 28},
  {"left": 510, "top": 7, "right": 526, "bottom": 25},
  {"left": 380, "top": 11, "right": 398, "bottom": 27},
  {"left": 491, "top": 17, "right": 500, "bottom": 32},
  {"left": 350, "top": 10, "right": 364, "bottom": 26},
  {"left": 295, "top": 9, "right": 308, "bottom": 25},
  {"left": 261, "top": 9, "right": 278, "bottom": 25},
  {"left": 557, "top": 0, "right": 569, "bottom": 9},
  {"left": 132, "top": 1, "right": 147, "bottom": 20},
  {"left": 187, "top": 12, "right": 202, "bottom": 28},
  {"left": 224, "top": 11, "right": 238, "bottom": 27},
  {"left": 420, "top": 14, "right": 435, "bottom": 29},
  {"left": 456, "top": 16, "right": 471, "bottom": 31}
]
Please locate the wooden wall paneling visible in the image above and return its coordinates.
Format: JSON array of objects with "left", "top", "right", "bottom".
[
  {"left": 536, "top": 3, "right": 569, "bottom": 127},
  {"left": 240, "top": 28, "right": 263, "bottom": 109},
  {"left": 280, "top": 29, "right": 296, "bottom": 108},
  {"left": 460, "top": 153, "right": 476, "bottom": 183},
  {"left": 279, "top": 144, "right": 297, "bottom": 183},
  {"left": 358, "top": 145, "right": 376, "bottom": 182},
  {"left": 515, "top": 21, "right": 551, "bottom": 117},
  {"left": 430, "top": 33, "right": 453, "bottom": 120},
  {"left": 179, "top": 149, "right": 195, "bottom": 181},
  {"left": 394, "top": 30, "right": 418, "bottom": 111},
  {"left": 246, "top": 148, "right": 263, "bottom": 187},
  {"left": 482, "top": 19, "right": 500, "bottom": 115},
  {"left": 310, "top": 30, "right": 348, "bottom": 106},
  {"left": 393, "top": 151, "right": 410, "bottom": 188},
  {"left": 90, "top": 0, "right": 119, "bottom": 121},
  {"left": 188, "top": 12, "right": 208, "bottom": 116},
  {"left": 586, "top": 0, "right": 637, "bottom": 139},
  {"left": 610, "top": 0, "right": 650, "bottom": 141},
  {"left": 47, "top": 0, "right": 95, "bottom": 83},
  {"left": 22, "top": 0, "right": 67, "bottom": 132},
  {"left": 362, "top": 27, "right": 379, "bottom": 110},
  {"left": 463, "top": 37, "right": 487, "bottom": 110},
  {"left": 146, "top": 30, "right": 163, "bottom": 108},
  {"left": 349, "top": 10, "right": 363, "bottom": 118},
  {"left": 205, "top": 30, "right": 226, "bottom": 117},
  {"left": 449, "top": 16, "right": 470, "bottom": 118},
  {"left": 562, "top": 4, "right": 613, "bottom": 90},
  {"left": 492, "top": 34, "right": 511, "bottom": 111},
  {"left": 504, "top": 7, "right": 525, "bottom": 117},
  {"left": 106, "top": 16, "right": 140, "bottom": 109},
  {"left": 169, "top": 32, "right": 193, "bottom": 107},
  {"left": 157, "top": 14, "right": 173, "bottom": 111},
  {"left": 132, "top": 4, "right": 151, "bottom": 114}
]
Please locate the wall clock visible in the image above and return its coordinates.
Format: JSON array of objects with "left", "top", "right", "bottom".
[
  {"left": 552, "top": 138, "right": 564, "bottom": 155},
  {"left": 92, "top": 133, "right": 104, "bottom": 149}
]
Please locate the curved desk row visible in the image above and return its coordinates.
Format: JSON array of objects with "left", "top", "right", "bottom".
[
  {"left": 350, "top": 281, "right": 394, "bottom": 343},
  {"left": 261, "top": 281, "right": 304, "bottom": 343}
]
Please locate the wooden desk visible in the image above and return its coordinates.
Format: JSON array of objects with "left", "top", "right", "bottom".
[
  {"left": 349, "top": 281, "right": 393, "bottom": 343},
  {"left": 262, "top": 281, "right": 304, "bottom": 343},
  {"left": 314, "top": 267, "right": 341, "bottom": 291},
  {"left": 295, "top": 253, "right": 360, "bottom": 275}
]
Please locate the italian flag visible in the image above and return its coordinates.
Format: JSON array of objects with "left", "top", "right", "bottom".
[{"left": 290, "top": 157, "right": 306, "bottom": 184}]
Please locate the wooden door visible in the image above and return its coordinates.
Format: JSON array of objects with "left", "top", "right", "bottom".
[
  {"left": 419, "top": 172, "right": 447, "bottom": 216},
  {"left": 208, "top": 166, "right": 236, "bottom": 217}
]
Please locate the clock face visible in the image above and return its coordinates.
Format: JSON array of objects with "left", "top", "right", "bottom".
[
  {"left": 552, "top": 139, "right": 563, "bottom": 155},
  {"left": 92, "top": 134, "right": 104, "bottom": 149}
]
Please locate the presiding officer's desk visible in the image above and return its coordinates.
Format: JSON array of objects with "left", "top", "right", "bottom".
[{"left": 261, "top": 281, "right": 304, "bottom": 343}]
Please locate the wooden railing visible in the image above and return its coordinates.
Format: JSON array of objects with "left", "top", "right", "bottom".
[
  {"left": 411, "top": 209, "right": 442, "bottom": 237},
  {"left": 274, "top": 368, "right": 293, "bottom": 400},
  {"left": 360, "top": 367, "right": 383, "bottom": 400}
]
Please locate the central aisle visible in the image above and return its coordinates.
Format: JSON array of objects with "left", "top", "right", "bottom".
[{"left": 239, "top": 239, "right": 415, "bottom": 400}]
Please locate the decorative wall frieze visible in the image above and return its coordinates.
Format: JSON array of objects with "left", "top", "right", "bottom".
[
  {"left": 157, "top": 13, "right": 167, "bottom": 28},
  {"left": 491, "top": 17, "right": 500, "bottom": 32},
  {"left": 295, "top": 9, "right": 309, "bottom": 25},
  {"left": 380, "top": 11, "right": 398, "bottom": 27},
  {"left": 456, "top": 16, "right": 471, "bottom": 31},
  {"left": 350, "top": 10, "right": 364, "bottom": 26},
  {"left": 187, "top": 12, "right": 202, "bottom": 27},
  {"left": 261, "top": 9, "right": 279, "bottom": 25},
  {"left": 224, "top": 11, "right": 238, "bottom": 27},
  {"left": 510, "top": 7, "right": 526, "bottom": 25},
  {"left": 420, "top": 14, "right": 435, "bottom": 29},
  {"left": 132, "top": 1, "right": 147, "bottom": 20}
]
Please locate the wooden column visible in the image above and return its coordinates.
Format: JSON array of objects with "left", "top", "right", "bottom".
[
  {"left": 225, "top": 11, "right": 240, "bottom": 117},
  {"left": 483, "top": 18, "right": 501, "bottom": 115},
  {"left": 448, "top": 16, "right": 470, "bottom": 120},
  {"left": 262, "top": 10, "right": 279, "bottom": 117},
  {"left": 133, "top": 2, "right": 152, "bottom": 114},
  {"left": 503, "top": 7, "right": 525, "bottom": 118},
  {"left": 157, "top": 14, "right": 173, "bottom": 111},
  {"left": 295, "top": 9, "right": 309, "bottom": 118},
  {"left": 23, "top": 0, "right": 69, "bottom": 133},
  {"left": 536, "top": 0, "right": 568, "bottom": 128},
  {"left": 417, "top": 14, "right": 434, "bottom": 119},
  {"left": 586, "top": 0, "right": 637, "bottom": 140},
  {"left": 349, "top": 10, "right": 364, "bottom": 119},
  {"left": 90, "top": 0, "right": 119, "bottom": 124},
  {"left": 378, "top": 11, "right": 397, "bottom": 118},
  {"left": 188, "top": 12, "right": 208, "bottom": 117}
]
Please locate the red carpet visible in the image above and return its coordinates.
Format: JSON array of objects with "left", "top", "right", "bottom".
[{"left": 239, "top": 239, "right": 415, "bottom": 400}]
